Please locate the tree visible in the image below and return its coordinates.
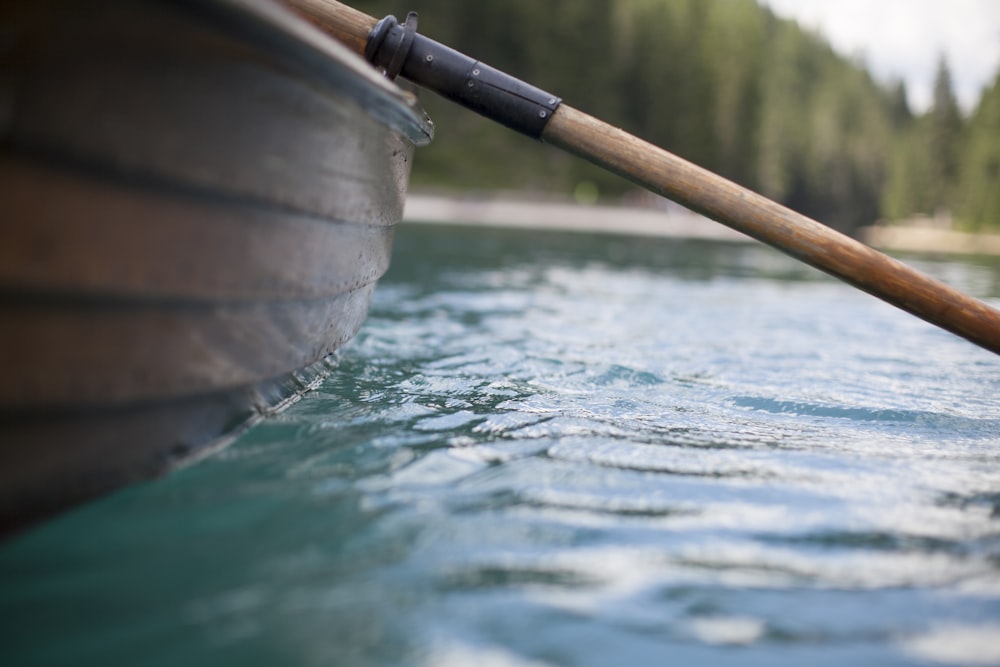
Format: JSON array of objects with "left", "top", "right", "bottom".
[
  {"left": 340, "top": 0, "right": 989, "bottom": 231},
  {"left": 957, "top": 71, "right": 1000, "bottom": 230},
  {"left": 926, "top": 55, "right": 963, "bottom": 215},
  {"left": 886, "top": 80, "right": 913, "bottom": 129}
]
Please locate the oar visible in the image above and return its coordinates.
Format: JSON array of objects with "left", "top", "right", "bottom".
[{"left": 287, "top": 0, "right": 1000, "bottom": 357}]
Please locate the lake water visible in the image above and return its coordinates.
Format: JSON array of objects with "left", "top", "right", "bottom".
[{"left": 2, "top": 223, "right": 1000, "bottom": 666}]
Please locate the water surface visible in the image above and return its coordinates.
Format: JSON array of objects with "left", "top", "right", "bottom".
[{"left": 2, "top": 224, "right": 1000, "bottom": 666}]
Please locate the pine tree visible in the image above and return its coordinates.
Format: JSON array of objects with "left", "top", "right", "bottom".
[
  {"left": 957, "top": 71, "right": 1000, "bottom": 230},
  {"left": 926, "top": 56, "right": 963, "bottom": 217}
]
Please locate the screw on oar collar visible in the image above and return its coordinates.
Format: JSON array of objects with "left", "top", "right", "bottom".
[{"left": 364, "top": 13, "right": 561, "bottom": 139}]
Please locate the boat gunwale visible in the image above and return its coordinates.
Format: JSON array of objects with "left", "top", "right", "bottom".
[{"left": 185, "top": 0, "right": 435, "bottom": 145}]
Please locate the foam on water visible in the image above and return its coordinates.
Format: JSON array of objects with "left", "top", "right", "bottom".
[{"left": 2, "top": 225, "right": 999, "bottom": 666}]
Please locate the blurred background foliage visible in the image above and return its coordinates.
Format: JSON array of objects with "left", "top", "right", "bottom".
[{"left": 351, "top": 0, "right": 1000, "bottom": 234}]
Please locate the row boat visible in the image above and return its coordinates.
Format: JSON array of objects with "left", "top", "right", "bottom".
[{"left": 0, "top": 0, "right": 432, "bottom": 536}]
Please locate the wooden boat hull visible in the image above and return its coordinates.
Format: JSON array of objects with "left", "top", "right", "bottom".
[{"left": 0, "top": 0, "right": 432, "bottom": 535}]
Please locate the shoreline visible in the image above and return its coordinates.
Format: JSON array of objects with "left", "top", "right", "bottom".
[
  {"left": 403, "top": 194, "right": 1000, "bottom": 257},
  {"left": 858, "top": 224, "right": 1000, "bottom": 256},
  {"left": 402, "top": 194, "right": 751, "bottom": 242}
]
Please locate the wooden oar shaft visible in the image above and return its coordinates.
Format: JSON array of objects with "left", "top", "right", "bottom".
[
  {"left": 286, "top": 0, "right": 1000, "bottom": 356},
  {"left": 543, "top": 106, "right": 1000, "bottom": 355},
  {"left": 286, "top": 0, "right": 376, "bottom": 55}
]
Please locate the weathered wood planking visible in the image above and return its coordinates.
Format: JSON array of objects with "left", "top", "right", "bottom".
[{"left": 0, "top": 0, "right": 430, "bottom": 536}]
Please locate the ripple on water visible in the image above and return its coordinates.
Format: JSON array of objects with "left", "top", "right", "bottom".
[{"left": 2, "top": 229, "right": 999, "bottom": 666}]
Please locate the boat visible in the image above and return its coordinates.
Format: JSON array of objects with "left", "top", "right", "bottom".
[{"left": 0, "top": 0, "right": 433, "bottom": 536}]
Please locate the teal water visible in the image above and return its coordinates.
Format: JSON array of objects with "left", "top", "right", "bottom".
[{"left": 3, "top": 224, "right": 1000, "bottom": 666}]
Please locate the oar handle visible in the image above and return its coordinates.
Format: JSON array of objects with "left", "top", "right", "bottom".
[{"left": 286, "top": 0, "right": 1000, "bottom": 356}]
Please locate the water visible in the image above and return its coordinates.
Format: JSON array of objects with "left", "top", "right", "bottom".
[{"left": 3, "top": 224, "right": 1000, "bottom": 666}]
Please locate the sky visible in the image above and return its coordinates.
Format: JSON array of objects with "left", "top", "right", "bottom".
[{"left": 757, "top": 0, "right": 1000, "bottom": 114}]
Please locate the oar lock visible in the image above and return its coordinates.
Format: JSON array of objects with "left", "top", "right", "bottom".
[{"left": 365, "top": 12, "right": 562, "bottom": 139}]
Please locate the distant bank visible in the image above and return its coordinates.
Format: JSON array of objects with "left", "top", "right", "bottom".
[
  {"left": 859, "top": 223, "right": 1000, "bottom": 256},
  {"left": 404, "top": 194, "right": 1000, "bottom": 256},
  {"left": 402, "top": 194, "right": 750, "bottom": 242}
]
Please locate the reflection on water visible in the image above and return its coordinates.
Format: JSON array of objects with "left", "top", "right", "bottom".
[{"left": 2, "top": 225, "right": 999, "bottom": 666}]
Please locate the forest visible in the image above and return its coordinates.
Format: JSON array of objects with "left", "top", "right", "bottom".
[{"left": 349, "top": 0, "right": 1000, "bottom": 235}]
